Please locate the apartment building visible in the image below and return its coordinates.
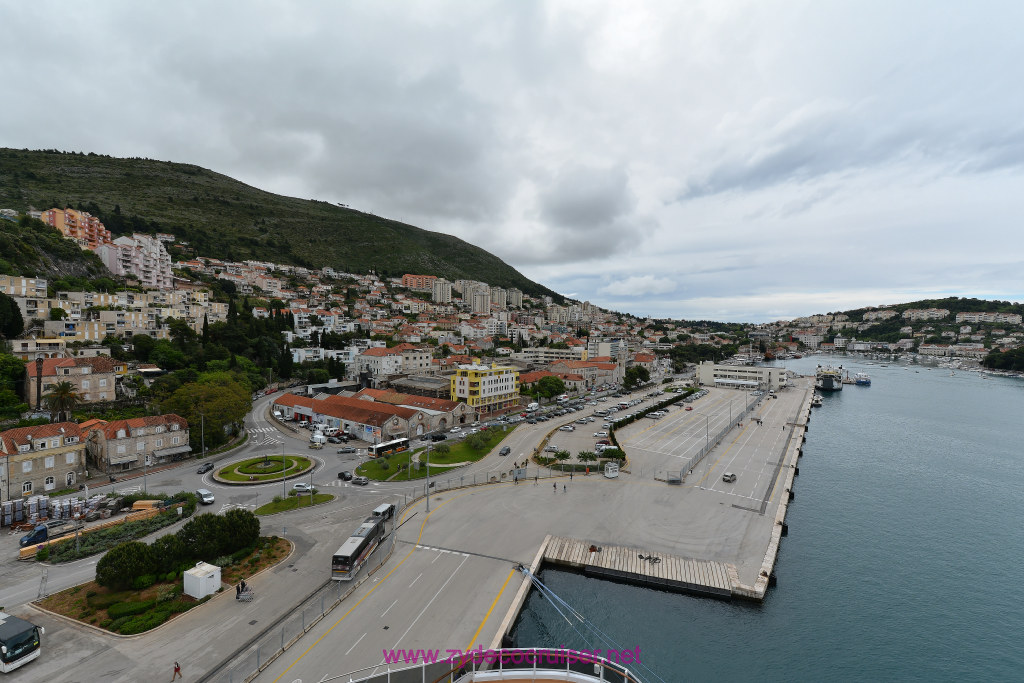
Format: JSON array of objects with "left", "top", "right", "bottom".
[
  {"left": 431, "top": 278, "right": 453, "bottom": 304},
  {"left": 450, "top": 362, "right": 520, "bottom": 416},
  {"left": 902, "top": 308, "right": 950, "bottom": 322},
  {"left": 955, "top": 311, "right": 1023, "bottom": 325},
  {"left": 0, "top": 422, "right": 87, "bottom": 499},
  {"left": 96, "top": 233, "right": 174, "bottom": 290},
  {"left": 0, "top": 276, "right": 47, "bottom": 299},
  {"left": 40, "top": 208, "right": 113, "bottom": 249},
  {"left": 401, "top": 274, "right": 437, "bottom": 291},
  {"left": 85, "top": 414, "right": 190, "bottom": 474}
]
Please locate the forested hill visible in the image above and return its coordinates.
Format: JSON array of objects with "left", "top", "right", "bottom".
[{"left": 0, "top": 148, "right": 555, "bottom": 296}]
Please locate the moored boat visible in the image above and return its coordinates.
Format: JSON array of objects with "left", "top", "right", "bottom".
[
  {"left": 815, "top": 364, "right": 844, "bottom": 391},
  {"left": 854, "top": 372, "right": 871, "bottom": 386}
]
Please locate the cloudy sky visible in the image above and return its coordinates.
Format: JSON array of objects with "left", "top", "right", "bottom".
[{"left": 4, "top": 1, "right": 1024, "bottom": 322}]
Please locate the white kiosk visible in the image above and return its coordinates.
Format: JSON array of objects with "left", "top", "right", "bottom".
[{"left": 184, "top": 561, "right": 221, "bottom": 600}]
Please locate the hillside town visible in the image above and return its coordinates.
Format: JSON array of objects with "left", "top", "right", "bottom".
[{"left": 0, "top": 207, "right": 1023, "bottom": 499}]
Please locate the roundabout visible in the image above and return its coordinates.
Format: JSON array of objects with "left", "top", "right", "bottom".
[{"left": 214, "top": 454, "right": 316, "bottom": 485}]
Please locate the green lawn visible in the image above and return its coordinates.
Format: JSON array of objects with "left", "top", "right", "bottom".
[
  {"left": 218, "top": 455, "right": 313, "bottom": 482},
  {"left": 255, "top": 493, "right": 333, "bottom": 515},
  {"left": 357, "top": 427, "right": 515, "bottom": 481}
]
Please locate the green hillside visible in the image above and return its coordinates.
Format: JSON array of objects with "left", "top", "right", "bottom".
[
  {"left": 0, "top": 215, "right": 108, "bottom": 282},
  {"left": 0, "top": 148, "right": 555, "bottom": 296}
]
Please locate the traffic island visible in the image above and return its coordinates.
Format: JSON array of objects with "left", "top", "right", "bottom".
[
  {"left": 255, "top": 493, "right": 334, "bottom": 515},
  {"left": 213, "top": 455, "right": 315, "bottom": 485}
]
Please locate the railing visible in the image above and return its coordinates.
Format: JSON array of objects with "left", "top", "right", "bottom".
[{"left": 336, "top": 648, "right": 643, "bottom": 683}]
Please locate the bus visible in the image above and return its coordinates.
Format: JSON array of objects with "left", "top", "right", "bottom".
[
  {"left": 0, "top": 612, "right": 43, "bottom": 673},
  {"left": 368, "top": 437, "right": 409, "bottom": 458},
  {"left": 331, "top": 516, "right": 386, "bottom": 581}
]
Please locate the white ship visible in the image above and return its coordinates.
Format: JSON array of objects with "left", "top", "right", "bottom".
[{"left": 815, "top": 365, "right": 844, "bottom": 391}]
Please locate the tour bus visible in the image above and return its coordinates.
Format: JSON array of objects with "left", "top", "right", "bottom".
[
  {"left": 368, "top": 437, "right": 409, "bottom": 458},
  {"left": 331, "top": 516, "right": 386, "bottom": 580},
  {"left": 0, "top": 612, "right": 43, "bottom": 673}
]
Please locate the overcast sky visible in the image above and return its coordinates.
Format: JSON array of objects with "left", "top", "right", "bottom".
[{"left": 4, "top": 1, "right": 1024, "bottom": 322}]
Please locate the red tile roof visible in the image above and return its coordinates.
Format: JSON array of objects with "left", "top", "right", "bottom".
[{"left": 0, "top": 422, "right": 82, "bottom": 454}]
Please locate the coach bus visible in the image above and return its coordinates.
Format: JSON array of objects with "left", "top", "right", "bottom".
[
  {"left": 0, "top": 612, "right": 43, "bottom": 673},
  {"left": 331, "top": 516, "right": 386, "bottom": 581},
  {"left": 368, "top": 437, "right": 409, "bottom": 458}
]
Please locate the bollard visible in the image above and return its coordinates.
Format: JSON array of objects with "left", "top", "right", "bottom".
[{"left": 256, "top": 645, "right": 261, "bottom": 670}]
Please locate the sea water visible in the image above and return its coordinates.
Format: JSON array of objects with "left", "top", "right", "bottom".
[{"left": 511, "top": 358, "right": 1024, "bottom": 682}]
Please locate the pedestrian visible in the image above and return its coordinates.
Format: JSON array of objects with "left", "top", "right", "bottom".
[
  {"left": 570, "top": 471, "right": 573, "bottom": 480},
  {"left": 236, "top": 583, "right": 241, "bottom": 598},
  {"left": 514, "top": 475, "right": 518, "bottom": 485},
  {"left": 563, "top": 484, "right": 566, "bottom": 493},
  {"left": 534, "top": 475, "right": 538, "bottom": 486},
  {"left": 172, "top": 661, "right": 182, "bottom": 680},
  {"left": 553, "top": 482, "right": 556, "bottom": 492}
]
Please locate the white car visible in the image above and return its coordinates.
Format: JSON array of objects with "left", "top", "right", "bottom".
[
  {"left": 450, "top": 426, "right": 462, "bottom": 433},
  {"left": 594, "top": 431, "right": 608, "bottom": 437},
  {"left": 559, "top": 425, "right": 575, "bottom": 432},
  {"left": 602, "top": 422, "right": 611, "bottom": 428},
  {"left": 292, "top": 482, "right": 313, "bottom": 493}
]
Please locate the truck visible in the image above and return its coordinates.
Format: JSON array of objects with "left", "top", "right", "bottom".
[
  {"left": 527, "top": 402, "right": 540, "bottom": 412},
  {"left": 19, "top": 520, "right": 84, "bottom": 548}
]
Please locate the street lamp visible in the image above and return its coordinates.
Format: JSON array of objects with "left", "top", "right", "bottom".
[
  {"left": 425, "top": 444, "right": 432, "bottom": 513},
  {"left": 694, "top": 410, "right": 710, "bottom": 489}
]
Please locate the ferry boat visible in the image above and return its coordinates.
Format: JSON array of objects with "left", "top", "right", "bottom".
[
  {"left": 815, "top": 364, "right": 844, "bottom": 391},
  {"left": 854, "top": 372, "right": 871, "bottom": 386}
]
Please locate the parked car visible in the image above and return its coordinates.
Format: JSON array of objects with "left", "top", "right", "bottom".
[
  {"left": 327, "top": 436, "right": 342, "bottom": 444},
  {"left": 722, "top": 472, "right": 737, "bottom": 483},
  {"left": 685, "top": 406, "right": 693, "bottom": 411},
  {"left": 594, "top": 431, "right": 608, "bottom": 438},
  {"left": 196, "top": 462, "right": 214, "bottom": 474},
  {"left": 544, "top": 445, "right": 558, "bottom": 452},
  {"left": 338, "top": 470, "right": 353, "bottom": 480},
  {"left": 337, "top": 446, "right": 357, "bottom": 454},
  {"left": 450, "top": 426, "right": 462, "bottom": 433},
  {"left": 352, "top": 476, "right": 369, "bottom": 486},
  {"left": 430, "top": 433, "right": 447, "bottom": 441},
  {"left": 292, "top": 482, "right": 313, "bottom": 493}
]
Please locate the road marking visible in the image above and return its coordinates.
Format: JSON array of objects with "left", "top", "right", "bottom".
[
  {"left": 381, "top": 599, "right": 398, "bottom": 617},
  {"left": 408, "top": 572, "right": 423, "bottom": 588},
  {"left": 464, "top": 567, "right": 517, "bottom": 652},
  {"left": 344, "top": 632, "right": 366, "bottom": 656}
]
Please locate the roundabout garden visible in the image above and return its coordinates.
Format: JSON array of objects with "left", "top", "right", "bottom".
[{"left": 216, "top": 454, "right": 315, "bottom": 483}]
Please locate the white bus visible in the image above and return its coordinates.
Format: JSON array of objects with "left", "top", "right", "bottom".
[
  {"left": 331, "top": 516, "right": 386, "bottom": 581},
  {"left": 0, "top": 612, "right": 43, "bottom": 673}
]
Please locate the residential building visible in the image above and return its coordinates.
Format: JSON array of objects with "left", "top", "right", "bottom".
[
  {"left": 96, "top": 233, "right": 174, "bottom": 290},
  {"left": 450, "top": 362, "right": 520, "bottom": 415},
  {"left": 40, "top": 208, "right": 112, "bottom": 249},
  {"left": 696, "top": 361, "right": 787, "bottom": 391},
  {"left": 432, "top": 278, "right": 453, "bottom": 304},
  {"left": 0, "top": 422, "right": 87, "bottom": 499},
  {"left": 401, "top": 274, "right": 437, "bottom": 291},
  {"left": 85, "top": 414, "right": 190, "bottom": 474},
  {"left": 0, "top": 276, "right": 47, "bottom": 298},
  {"left": 25, "top": 356, "right": 122, "bottom": 407},
  {"left": 955, "top": 311, "right": 1023, "bottom": 325}
]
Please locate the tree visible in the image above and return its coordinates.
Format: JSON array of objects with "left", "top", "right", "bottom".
[
  {"left": 0, "top": 293, "right": 24, "bottom": 338},
  {"left": 96, "top": 541, "right": 157, "bottom": 589},
  {"left": 577, "top": 450, "right": 598, "bottom": 464},
  {"left": 465, "top": 432, "right": 489, "bottom": 451},
  {"left": 551, "top": 449, "right": 571, "bottom": 470},
  {"left": 432, "top": 442, "right": 450, "bottom": 456},
  {"left": 223, "top": 508, "right": 260, "bottom": 552},
  {"left": 49, "top": 307, "right": 68, "bottom": 321},
  {"left": 178, "top": 513, "right": 230, "bottom": 562},
  {"left": 150, "top": 534, "right": 188, "bottom": 574},
  {"left": 536, "top": 376, "right": 566, "bottom": 400},
  {"left": 623, "top": 366, "right": 650, "bottom": 390},
  {"left": 160, "top": 372, "right": 251, "bottom": 448},
  {"left": 44, "top": 381, "right": 80, "bottom": 422}
]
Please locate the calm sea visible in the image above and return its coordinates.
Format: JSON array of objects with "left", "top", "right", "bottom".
[{"left": 511, "top": 357, "right": 1024, "bottom": 682}]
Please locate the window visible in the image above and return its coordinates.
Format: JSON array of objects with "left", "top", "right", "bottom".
[
  {"left": 82, "top": 379, "right": 90, "bottom": 389},
  {"left": 21, "top": 461, "right": 32, "bottom": 473},
  {"left": 172, "top": 423, "right": 179, "bottom": 430},
  {"left": 45, "top": 476, "right": 55, "bottom": 491},
  {"left": 100, "top": 393, "right": 107, "bottom": 400},
  {"left": 50, "top": 438, "right": 59, "bottom": 448},
  {"left": 99, "top": 378, "right": 107, "bottom": 387},
  {"left": 117, "top": 445, "right": 126, "bottom": 454},
  {"left": 137, "top": 442, "right": 144, "bottom": 452},
  {"left": 22, "top": 482, "right": 32, "bottom": 494},
  {"left": 172, "top": 436, "right": 180, "bottom": 445},
  {"left": 66, "top": 452, "right": 75, "bottom": 465},
  {"left": 117, "top": 429, "right": 126, "bottom": 438},
  {"left": 156, "top": 439, "right": 163, "bottom": 448},
  {"left": 45, "top": 456, "right": 54, "bottom": 469},
  {"left": 66, "top": 472, "right": 75, "bottom": 486}
]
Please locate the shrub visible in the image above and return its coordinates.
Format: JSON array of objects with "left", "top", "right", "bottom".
[
  {"left": 108, "top": 616, "right": 131, "bottom": 632},
  {"left": 88, "top": 592, "right": 121, "bottom": 610},
  {"left": 177, "top": 512, "right": 230, "bottom": 562},
  {"left": 36, "top": 546, "right": 50, "bottom": 562},
  {"left": 119, "top": 609, "right": 170, "bottom": 635},
  {"left": 131, "top": 574, "right": 156, "bottom": 590},
  {"left": 108, "top": 600, "right": 154, "bottom": 619}
]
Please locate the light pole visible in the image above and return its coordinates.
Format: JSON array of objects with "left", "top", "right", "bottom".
[
  {"left": 694, "top": 410, "right": 710, "bottom": 489},
  {"left": 425, "top": 444, "right": 432, "bottom": 513},
  {"left": 199, "top": 412, "right": 206, "bottom": 460},
  {"left": 143, "top": 452, "right": 149, "bottom": 494}
]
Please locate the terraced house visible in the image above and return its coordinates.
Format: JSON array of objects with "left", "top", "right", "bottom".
[
  {"left": 0, "top": 422, "right": 87, "bottom": 500},
  {"left": 25, "top": 356, "right": 124, "bottom": 407}
]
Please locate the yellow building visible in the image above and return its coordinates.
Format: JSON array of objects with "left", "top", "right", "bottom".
[{"left": 450, "top": 362, "right": 519, "bottom": 416}]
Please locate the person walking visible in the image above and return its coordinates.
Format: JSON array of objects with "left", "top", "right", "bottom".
[
  {"left": 553, "top": 482, "right": 556, "bottom": 492},
  {"left": 563, "top": 484, "right": 566, "bottom": 493},
  {"left": 172, "top": 661, "right": 182, "bottom": 680},
  {"left": 570, "top": 471, "right": 573, "bottom": 480},
  {"left": 534, "top": 475, "right": 538, "bottom": 486}
]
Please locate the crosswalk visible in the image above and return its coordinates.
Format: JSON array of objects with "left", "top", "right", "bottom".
[
  {"left": 247, "top": 426, "right": 277, "bottom": 435},
  {"left": 318, "top": 480, "right": 377, "bottom": 488},
  {"left": 219, "top": 503, "right": 257, "bottom": 514},
  {"left": 115, "top": 485, "right": 141, "bottom": 495}
]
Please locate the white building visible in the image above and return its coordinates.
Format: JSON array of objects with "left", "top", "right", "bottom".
[{"left": 97, "top": 233, "right": 174, "bottom": 290}]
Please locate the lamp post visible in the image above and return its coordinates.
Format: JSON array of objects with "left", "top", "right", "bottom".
[
  {"left": 694, "top": 410, "right": 710, "bottom": 489},
  {"left": 425, "top": 444, "right": 432, "bottom": 513}
]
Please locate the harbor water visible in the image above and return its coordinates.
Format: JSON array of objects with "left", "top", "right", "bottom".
[{"left": 511, "top": 358, "right": 1024, "bottom": 682}]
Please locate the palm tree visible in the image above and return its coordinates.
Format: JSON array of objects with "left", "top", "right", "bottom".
[{"left": 44, "top": 381, "right": 81, "bottom": 422}]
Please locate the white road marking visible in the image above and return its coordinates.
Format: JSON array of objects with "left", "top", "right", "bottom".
[
  {"left": 408, "top": 572, "right": 423, "bottom": 588},
  {"left": 381, "top": 599, "right": 398, "bottom": 617},
  {"left": 344, "top": 632, "right": 367, "bottom": 656}
]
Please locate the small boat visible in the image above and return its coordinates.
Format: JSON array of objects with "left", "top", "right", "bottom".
[
  {"left": 811, "top": 394, "right": 823, "bottom": 407},
  {"left": 854, "top": 373, "right": 871, "bottom": 386}
]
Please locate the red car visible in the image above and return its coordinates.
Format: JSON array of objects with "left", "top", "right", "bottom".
[{"left": 685, "top": 406, "right": 693, "bottom": 411}]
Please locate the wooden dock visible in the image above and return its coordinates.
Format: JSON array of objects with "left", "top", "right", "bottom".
[{"left": 542, "top": 535, "right": 734, "bottom": 598}]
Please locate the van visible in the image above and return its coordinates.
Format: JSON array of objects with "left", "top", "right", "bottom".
[
  {"left": 310, "top": 433, "right": 327, "bottom": 445},
  {"left": 196, "top": 489, "right": 215, "bottom": 505},
  {"left": 527, "top": 402, "right": 539, "bottom": 412},
  {"left": 373, "top": 503, "right": 396, "bottom": 520},
  {"left": 321, "top": 426, "right": 339, "bottom": 437}
]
